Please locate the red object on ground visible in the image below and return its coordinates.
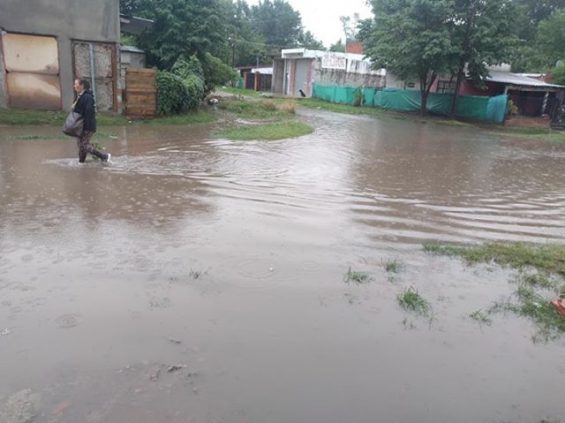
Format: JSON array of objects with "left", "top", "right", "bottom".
[{"left": 551, "top": 299, "right": 565, "bottom": 317}]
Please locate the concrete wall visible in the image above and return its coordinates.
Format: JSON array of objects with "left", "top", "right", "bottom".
[
  {"left": 0, "top": 44, "right": 6, "bottom": 108},
  {"left": 313, "top": 58, "right": 385, "bottom": 89},
  {"left": 0, "top": 0, "right": 119, "bottom": 109},
  {"left": 272, "top": 59, "right": 284, "bottom": 94},
  {"left": 385, "top": 73, "right": 420, "bottom": 90}
]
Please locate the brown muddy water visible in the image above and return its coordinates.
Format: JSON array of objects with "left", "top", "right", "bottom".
[{"left": 1, "top": 109, "right": 564, "bottom": 423}]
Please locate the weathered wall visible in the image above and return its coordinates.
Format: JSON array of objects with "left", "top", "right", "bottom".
[
  {"left": 272, "top": 59, "right": 284, "bottom": 94},
  {"left": 0, "top": 0, "right": 119, "bottom": 109},
  {"left": 313, "top": 59, "right": 385, "bottom": 89},
  {"left": 0, "top": 43, "right": 6, "bottom": 108},
  {"left": 385, "top": 73, "right": 420, "bottom": 90},
  {"left": 0, "top": 0, "right": 119, "bottom": 42}
]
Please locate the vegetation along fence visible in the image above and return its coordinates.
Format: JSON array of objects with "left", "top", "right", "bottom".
[{"left": 312, "top": 84, "right": 508, "bottom": 124}]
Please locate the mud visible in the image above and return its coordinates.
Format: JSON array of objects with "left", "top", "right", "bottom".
[{"left": 1, "top": 110, "right": 564, "bottom": 422}]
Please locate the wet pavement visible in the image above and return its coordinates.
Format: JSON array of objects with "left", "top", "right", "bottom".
[{"left": 1, "top": 109, "right": 564, "bottom": 422}]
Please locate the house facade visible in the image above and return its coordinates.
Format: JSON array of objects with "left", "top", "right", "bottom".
[
  {"left": 273, "top": 49, "right": 386, "bottom": 98},
  {"left": 0, "top": 0, "right": 121, "bottom": 111}
]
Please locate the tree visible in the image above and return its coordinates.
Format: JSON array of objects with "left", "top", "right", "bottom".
[
  {"left": 535, "top": 10, "right": 565, "bottom": 68},
  {"left": 250, "top": 0, "right": 302, "bottom": 48},
  {"left": 340, "top": 14, "right": 361, "bottom": 41},
  {"left": 225, "top": 0, "right": 267, "bottom": 66},
  {"left": 298, "top": 31, "right": 325, "bottom": 50},
  {"left": 551, "top": 64, "right": 565, "bottom": 85},
  {"left": 329, "top": 39, "right": 345, "bottom": 52},
  {"left": 133, "top": 0, "right": 229, "bottom": 69},
  {"left": 364, "top": 0, "right": 456, "bottom": 115},
  {"left": 449, "top": 0, "right": 518, "bottom": 115},
  {"left": 513, "top": 0, "right": 565, "bottom": 26}
]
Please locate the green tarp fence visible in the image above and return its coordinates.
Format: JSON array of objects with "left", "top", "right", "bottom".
[{"left": 312, "top": 84, "right": 508, "bottom": 124}]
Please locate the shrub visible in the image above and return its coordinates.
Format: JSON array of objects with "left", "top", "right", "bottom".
[
  {"left": 184, "top": 75, "right": 205, "bottom": 110},
  {"left": 201, "top": 53, "right": 239, "bottom": 93},
  {"left": 551, "top": 64, "right": 565, "bottom": 86},
  {"left": 156, "top": 71, "right": 190, "bottom": 115},
  {"left": 172, "top": 55, "right": 204, "bottom": 81}
]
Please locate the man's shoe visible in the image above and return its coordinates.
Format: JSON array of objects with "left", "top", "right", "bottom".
[{"left": 104, "top": 153, "right": 112, "bottom": 163}]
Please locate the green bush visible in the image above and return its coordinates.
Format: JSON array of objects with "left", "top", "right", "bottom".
[
  {"left": 172, "top": 55, "right": 204, "bottom": 81},
  {"left": 156, "top": 71, "right": 190, "bottom": 115},
  {"left": 552, "top": 64, "right": 565, "bottom": 86},
  {"left": 184, "top": 74, "right": 205, "bottom": 110},
  {"left": 201, "top": 53, "right": 239, "bottom": 93}
]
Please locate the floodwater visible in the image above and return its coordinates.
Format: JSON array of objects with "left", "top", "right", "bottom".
[{"left": 1, "top": 109, "right": 564, "bottom": 423}]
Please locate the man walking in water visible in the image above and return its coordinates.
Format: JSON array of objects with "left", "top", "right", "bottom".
[{"left": 73, "top": 78, "right": 111, "bottom": 163}]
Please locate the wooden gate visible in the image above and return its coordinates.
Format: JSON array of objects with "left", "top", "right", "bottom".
[{"left": 125, "top": 68, "right": 157, "bottom": 118}]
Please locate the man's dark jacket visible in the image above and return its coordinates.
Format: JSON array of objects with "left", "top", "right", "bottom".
[{"left": 73, "top": 90, "right": 96, "bottom": 132}]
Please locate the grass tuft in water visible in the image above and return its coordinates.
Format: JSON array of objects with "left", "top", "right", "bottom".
[
  {"left": 397, "top": 287, "right": 432, "bottom": 317},
  {"left": 469, "top": 309, "right": 492, "bottom": 325},
  {"left": 384, "top": 259, "right": 403, "bottom": 274},
  {"left": 422, "top": 242, "right": 565, "bottom": 277},
  {"left": 488, "top": 284, "right": 565, "bottom": 342},
  {"left": 344, "top": 267, "right": 372, "bottom": 284},
  {"left": 518, "top": 272, "right": 558, "bottom": 290}
]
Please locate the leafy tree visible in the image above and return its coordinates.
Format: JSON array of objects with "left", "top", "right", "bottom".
[
  {"left": 340, "top": 14, "right": 361, "bottom": 41},
  {"left": 449, "top": 0, "right": 518, "bottom": 114},
  {"left": 535, "top": 10, "right": 565, "bottom": 68},
  {"left": 134, "top": 0, "right": 229, "bottom": 69},
  {"left": 513, "top": 0, "right": 565, "bottom": 26},
  {"left": 329, "top": 39, "right": 345, "bottom": 52},
  {"left": 250, "top": 0, "right": 302, "bottom": 48},
  {"left": 298, "top": 31, "right": 325, "bottom": 50},
  {"left": 226, "top": 0, "right": 268, "bottom": 66},
  {"left": 364, "top": 0, "right": 456, "bottom": 115},
  {"left": 356, "top": 18, "right": 375, "bottom": 45},
  {"left": 551, "top": 64, "right": 565, "bottom": 85},
  {"left": 200, "top": 53, "right": 239, "bottom": 92}
]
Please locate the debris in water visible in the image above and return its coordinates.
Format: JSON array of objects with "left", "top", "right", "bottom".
[{"left": 167, "top": 364, "right": 187, "bottom": 373}]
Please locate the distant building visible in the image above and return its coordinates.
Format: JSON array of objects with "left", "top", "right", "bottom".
[{"left": 273, "top": 48, "right": 385, "bottom": 97}]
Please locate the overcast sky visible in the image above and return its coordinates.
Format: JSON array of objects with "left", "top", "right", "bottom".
[{"left": 247, "top": 0, "right": 372, "bottom": 47}]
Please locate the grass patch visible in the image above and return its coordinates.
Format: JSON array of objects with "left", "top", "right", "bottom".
[
  {"left": 297, "top": 97, "right": 389, "bottom": 117},
  {"left": 425, "top": 241, "right": 565, "bottom": 341},
  {"left": 422, "top": 242, "right": 565, "bottom": 277},
  {"left": 488, "top": 125, "right": 565, "bottom": 143},
  {"left": 216, "top": 87, "right": 262, "bottom": 97},
  {"left": 488, "top": 284, "right": 565, "bottom": 342},
  {"left": 0, "top": 108, "right": 128, "bottom": 126},
  {"left": 217, "top": 98, "right": 295, "bottom": 120},
  {"left": 469, "top": 309, "right": 492, "bottom": 325},
  {"left": 397, "top": 287, "right": 432, "bottom": 317},
  {"left": 384, "top": 259, "right": 403, "bottom": 274},
  {"left": 0, "top": 108, "right": 67, "bottom": 125},
  {"left": 217, "top": 121, "right": 313, "bottom": 141},
  {"left": 344, "top": 267, "right": 372, "bottom": 284},
  {"left": 0, "top": 107, "right": 216, "bottom": 127},
  {"left": 518, "top": 272, "right": 558, "bottom": 290}
]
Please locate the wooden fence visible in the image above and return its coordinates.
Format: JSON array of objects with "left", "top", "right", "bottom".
[{"left": 125, "top": 68, "right": 157, "bottom": 118}]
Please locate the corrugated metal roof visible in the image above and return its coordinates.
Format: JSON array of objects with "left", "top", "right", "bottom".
[{"left": 487, "top": 70, "right": 563, "bottom": 88}]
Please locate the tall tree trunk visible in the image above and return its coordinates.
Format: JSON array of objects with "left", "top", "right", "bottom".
[
  {"left": 421, "top": 71, "right": 437, "bottom": 116},
  {"left": 450, "top": 0, "right": 477, "bottom": 116}
]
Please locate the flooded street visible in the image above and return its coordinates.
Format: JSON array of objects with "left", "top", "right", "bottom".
[{"left": 1, "top": 109, "right": 564, "bottom": 422}]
